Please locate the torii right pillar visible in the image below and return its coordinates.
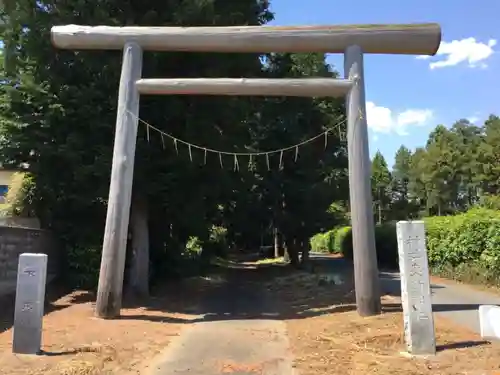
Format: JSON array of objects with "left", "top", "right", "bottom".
[{"left": 344, "top": 45, "right": 381, "bottom": 316}]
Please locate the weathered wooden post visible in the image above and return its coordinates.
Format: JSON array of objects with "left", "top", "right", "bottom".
[
  {"left": 344, "top": 45, "right": 381, "bottom": 316},
  {"left": 397, "top": 221, "right": 436, "bottom": 356},
  {"left": 12, "top": 253, "right": 48, "bottom": 354},
  {"left": 95, "top": 42, "right": 143, "bottom": 318}
]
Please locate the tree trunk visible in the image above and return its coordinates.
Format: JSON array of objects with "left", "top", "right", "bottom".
[
  {"left": 128, "top": 195, "right": 149, "bottom": 298},
  {"left": 283, "top": 234, "right": 290, "bottom": 262},
  {"left": 285, "top": 238, "right": 300, "bottom": 267},
  {"left": 273, "top": 226, "right": 280, "bottom": 258},
  {"left": 301, "top": 240, "right": 310, "bottom": 267}
]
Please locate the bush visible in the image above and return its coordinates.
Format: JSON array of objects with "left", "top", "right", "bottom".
[
  {"left": 339, "top": 224, "right": 398, "bottom": 268},
  {"left": 425, "top": 208, "right": 500, "bottom": 272},
  {"left": 310, "top": 232, "right": 330, "bottom": 253},
  {"left": 207, "top": 225, "right": 228, "bottom": 257},
  {"left": 478, "top": 194, "right": 500, "bottom": 210},
  {"left": 1, "top": 172, "right": 36, "bottom": 217},
  {"left": 374, "top": 223, "right": 399, "bottom": 268},
  {"left": 335, "top": 226, "right": 352, "bottom": 257},
  {"left": 310, "top": 230, "right": 334, "bottom": 253},
  {"left": 430, "top": 261, "right": 500, "bottom": 288},
  {"left": 316, "top": 207, "right": 500, "bottom": 286},
  {"left": 310, "top": 228, "right": 342, "bottom": 254},
  {"left": 66, "top": 244, "right": 102, "bottom": 288}
]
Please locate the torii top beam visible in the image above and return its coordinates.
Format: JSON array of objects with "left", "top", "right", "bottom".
[{"left": 50, "top": 23, "right": 441, "bottom": 55}]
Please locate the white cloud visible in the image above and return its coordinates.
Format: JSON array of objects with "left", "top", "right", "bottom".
[
  {"left": 467, "top": 116, "right": 480, "bottom": 124},
  {"left": 366, "top": 102, "right": 433, "bottom": 136},
  {"left": 417, "top": 38, "right": 496, "bottom": 69}
]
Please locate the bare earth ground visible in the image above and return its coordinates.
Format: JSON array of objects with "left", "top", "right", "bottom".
[
  {"left": 0, "top": 277, "right": 220, "bottom": 375},
  {"left": 269, "top": 256, "right": 500, "bottom": 375},
  {"left": 1, "top": 254, "right": 500, "bottom": 375}
]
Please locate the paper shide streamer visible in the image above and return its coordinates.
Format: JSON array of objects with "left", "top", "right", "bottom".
[{"left": 134, "top": 110, "right": 350, "bottom": 171}]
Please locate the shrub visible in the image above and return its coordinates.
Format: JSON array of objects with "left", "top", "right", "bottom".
[
  {"left": 1, "top": 172, "right": 36, "bottom": 217},
  {"left": 337, "top": 226, "right": 353, "bottom": 260},
  {"left": 310, "top": 230, "right": 334, "bottom": 253},
  {"left": 425, "top": 208, "right": 500, "bottom": 271},
  {"left": 338, "top": 223, "right": 398, "bottom": 268},
  {"left": 310, "top": 228, "right": 341, "bottom": 254},
  {"left": 326, "top": 229, "right": 339, "bottom": 253},
  {"left": 184, "top": 236, "right": 203, "bottom": 258},
  {"left": 319, "top": 207, "right": 500, "bottom": 284},
  {"left": 208, "top": 225, "right": 228, "bottom": 257},
  {"left": 66, "top": 244, "right": 102, "bottom": 288},
  {"left": 373, "top": 223, "right": 399, "bottom": 268},
  {"left": 478, "top": 194, "right": 500, "bottom": 210},
  {"left": 430, "top": 261, "right": 500, "bottom": 288},
  {"left": 310, "top": 232, "right": 330, "bottom": 253}
]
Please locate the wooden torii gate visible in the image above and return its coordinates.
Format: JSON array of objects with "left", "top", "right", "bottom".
[{"left": 50, "top": 23, "right": 441, "bottom": 319}]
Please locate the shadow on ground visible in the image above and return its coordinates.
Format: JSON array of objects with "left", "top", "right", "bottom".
[
  {"left": 0, "top": 281, "right": 92, "bottom": 334},
  {"left": 88, "top": 254, "right": 488, "bottom": 325},
  {"left": 1, "top": 254, "right": 487, "bottom": 332},
  {"left": 380, "top": 271, "right": 484, "bottom": 313},
  {"left": 436, "top": 340, "right": 490, "bottom": 351},
  {"left": 60, "top": 255, "right": 370, "bottom": 324}
]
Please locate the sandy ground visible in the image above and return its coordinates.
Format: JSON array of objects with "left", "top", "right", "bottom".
[
  {"left": 0, "top": 277, "right": 216, "bottom": 375},
  {"left": 2, "top": 254, "right": 500, "bottom": 375},
  {"left": 270, "top": 260, "right": 500, "bottom": 375}
]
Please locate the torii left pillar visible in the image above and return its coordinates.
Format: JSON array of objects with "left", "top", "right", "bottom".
[{"left": 95, "top": 42, "right": 143, "bottom": 318}]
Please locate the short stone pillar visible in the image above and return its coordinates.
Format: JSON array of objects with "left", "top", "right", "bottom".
[
  {"left": 12, "top": 253, "right": 48, "bottom": 354},
  {"left": 479, "top": 305, "right": 500, "bottom": 340},
  {"left": 396, "top": 221, "right": 436, "bottom": 356}
]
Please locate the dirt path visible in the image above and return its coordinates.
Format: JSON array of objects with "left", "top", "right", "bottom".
[{"left": 146, "top": 265, "right": 296, "bottom": 375}]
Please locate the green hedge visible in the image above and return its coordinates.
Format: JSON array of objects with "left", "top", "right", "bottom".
[
  {"left": 310, "top": 229, "right": 337, "bottom": 253},
  {"left": 339, "top": 223, "right": 398, "bottom": 268},
  {"left": 426, "top": 208, "right": 500, "bottom": 273},
  {"left": 311, "top": 207, "right": 500, "bottom": 286},
  {"left": 310, "top": 226, "right": 353, "bottom": 254}
]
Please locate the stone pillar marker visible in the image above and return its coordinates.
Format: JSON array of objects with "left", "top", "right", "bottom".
[
  {"left": 396, "top": 221, "right": 436, "bottom": 356},
  {"left": 12, "top": 253, "right": 48, "bottom": 354}
]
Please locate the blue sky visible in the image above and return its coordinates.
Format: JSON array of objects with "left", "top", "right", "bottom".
[{"left": 268, "top": 0, "right": 499, "bottom": 167}]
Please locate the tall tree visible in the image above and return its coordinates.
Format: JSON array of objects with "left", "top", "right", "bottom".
[
  {"left": 371, "top": 151, "right": 391, "bottom": 224},
  {"left": 0, "top": 0, "right": 274, "bottom": 286},
  {"left": 448, "top": 119, "right": 482, "bottom": 209},
  {"left": 0, "top": 0, "right": 350, "bottom": 286},
  {"left": 477, "top": 115, "right": 500, "bottom": 195},
  {"left": 393, "top": 115, "right": 500, "bottom": 218},
  {"left": 390, "top": 145, "right": 417, "bottom": 219},
  {"left": 408, "top": 147, "right": 428, "bottom": 216}
]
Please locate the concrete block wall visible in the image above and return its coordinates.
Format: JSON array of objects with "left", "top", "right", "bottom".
[{"left": 0, "top": 227, "right": 58, "bottom": 283}]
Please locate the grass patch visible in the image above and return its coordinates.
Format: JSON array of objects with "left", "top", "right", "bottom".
[{"left": 255, "top": 256, "right": 285, "bottom": 265}]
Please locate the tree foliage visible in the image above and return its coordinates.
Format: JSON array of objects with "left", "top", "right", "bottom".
[
  {"left": 371, "top": 116, "right": 500, "bottom": 221},
  {"left": 371, "top": 151, "right": 391, "bottom": 224},
  {"left": 0, "top": 0, "right": 348, "bottom": 286}
]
